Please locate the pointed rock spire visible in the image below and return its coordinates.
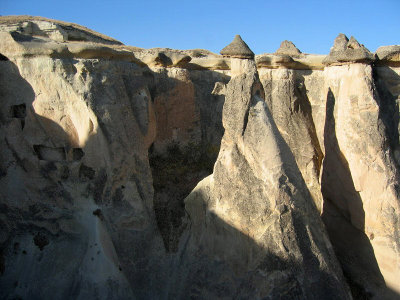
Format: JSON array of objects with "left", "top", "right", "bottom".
[
  {"left": 323, "top": 33, "right": 374, "bottom": 65},
  {"left": 275, "top": 40, "right": 301, "bottom": 56},
  {"left": 332, "top": 33, "right": 349, "bottom": 51},
  {"left": 347, "top": 36, "right": 362, "bottom": 50},
  {"left": 176, "top": 47, "right": 352, "bottom": 299},
  {"left": 220, "top": 35, "right": 254, "bottom": 59}
]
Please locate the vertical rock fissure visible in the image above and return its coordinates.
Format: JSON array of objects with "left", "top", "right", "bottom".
[
  {"left": 321, "top": 88, "right": 385, "bottom": 298},
  {"left": 149, "top": 142, "right": 218, "bottom": 253},
  {"left": 169, "top": 36, "right": 351, "bottom": 299}
]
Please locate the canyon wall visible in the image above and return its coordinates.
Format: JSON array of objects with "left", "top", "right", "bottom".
[{"left": 0, "top": 16, "right": 399, "bottom": 299}]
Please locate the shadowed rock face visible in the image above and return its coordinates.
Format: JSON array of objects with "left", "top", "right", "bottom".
[
  {"left": 0, "top": 18, "right": 230, "bottom": 299},
  {"left": 172, "top": 57, "right": 351, "bottom": 299},
  {"left": 1, "top": 16, "right": 400, "bottom": 300},
  {"left": 322, "top": 63, "right": 400, "bottom": 297},
  {"left": 0, "top": 55, "right": 168, "bottom": 299}
]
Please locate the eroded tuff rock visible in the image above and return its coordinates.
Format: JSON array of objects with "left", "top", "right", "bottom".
[
  {"left": 147, "top": 66, "right": 228, "bottom": 252},
  {"left": 375, "top": 45, "right": 400, "bottom": 67},
  {"left": 171, "top": 46, "right": 351, "bottom": 299},
  {"left": 0, "top": 52, "right": 170, "bottom": 299},
  {"left": 322, "top": 63, "right": 400, "bottom": 297},
  {"left": 275, "top": 40, "right": 302, "bottom": 57},
  {"left": 220, "top": 34, "right": 255, "bottom": 59},
  {"left": 323, "top": 34, "right": 375, "bottom": 65},
  {"left": 259, "top": 68, "right": 324, "bottom": 211},
  {"left": 0, "top": 15, "right": 123, "bottom": 45},
  {"left": 256, "top": 53, "right": 326, "bottom": 70},
  {"left": 1, "top": 16, "right": 400, "bottom": 300}
]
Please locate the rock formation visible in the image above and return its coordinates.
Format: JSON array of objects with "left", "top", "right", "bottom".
[
  {"left": 0, "top": 16, "right": 400, "bottom": 299},
  {"left": 322, "top": 35, "right": 400, "bottom": 297},
  {"left": 259, "top": 43, "right": 324, "bottom": 211},
  {"left": 169, "top": 38, "right": 351, "bottom": 299},
  {"left": 275, "top": 40, "right": 302, "bottom": 57},
  {"left": 376, "top": 45, "right": 400, "bottom": 63},
  {"left": 323, "top": 34, "right": 375, "bottom": 65},
  {"left": 220, "top": 34, "right": 255, "bottom": 59},
  {"left": 0, "top": 32, "right": 166, "bottom": 299}
]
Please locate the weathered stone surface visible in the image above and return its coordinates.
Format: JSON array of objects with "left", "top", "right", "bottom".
[
  {"left": 0, "top": 19, "right": 230, "bottom": 299},
  {"left": 171, "top": 57, "right": 351, "bottom": 299},
  {"left": 259, "top": 68, "right": 324, "bottom": 211},
  {"left": 0, "top": 30, "right": 142, "bottom": 64},
  {"left": 188, "top": 56, "right": 231, "bottom": 70},
  {"left": 0, "top": 55, "right": 171, "bottom": 299},
  {"left": 373, "top": 65, "right": 400, "bottom": 161},
  {"left": 211, "top": 81, "right": 226, "bottom": 95},
  {"left": 146, "top": 66, "right": 228, "bottom": 252},
  {"left": 0, "top": 15, "right": 122, "bottom": 45},
  {"left": 138, "top": 50, "right": 191, "bottom": 67},
  {"left": 0, "top": 50, "right": 228, "bottom": 300},
  {"left": 323, "top": 34, "right": 375, "bottom": 65},
  {"left": 2, "top": 16, "right": 400, "bottom": 300},
  {"left": 376, "top": 45, "right": 400, "bottom": 65},
  {"left": 257, "top": 53, "right": 295, "bottom": 68},
  {"left": 322, "top": 63, "right": 400, "bottom": 297},
  {"left": 220, "top": 34, "right": 255, "bottom": 59},
  {"left": 275, "top": 40, "right": 302, "bottom": 57},
  {"left": 256, "top": 53, "right": 325, "bottom": 70}
]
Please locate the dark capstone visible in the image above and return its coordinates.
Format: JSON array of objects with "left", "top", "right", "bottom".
[
  {"left": 323, "top": 34, "right": 374, "bottom": 65},
  {"left": 220, "top": 35, "right": 254, "bottom": 59}
]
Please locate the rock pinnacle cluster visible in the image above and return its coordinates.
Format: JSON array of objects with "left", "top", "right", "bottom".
[{"left": 0, "top": 17, "right": 400, "bottom": 300}]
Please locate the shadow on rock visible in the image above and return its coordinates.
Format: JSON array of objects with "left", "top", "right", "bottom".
[
  {"left": 321, "top": 88, "right": 391, "bottom": 299},
  {"left": 169, "top": 186, "right": 350, "bottom": 299},
  {"left": 0, "top": 57, "right": 165, "bottom": 299},
  {"left": 147, "top": 68, "right": 229, "bottom": 252},
  {"left": 373, "top": 65, "right": 400, "bottom": 164}
]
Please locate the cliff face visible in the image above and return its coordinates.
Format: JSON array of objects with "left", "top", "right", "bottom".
[
  {"left": 172, "top": 58, "right": 350, "bottom": 299},
  {"left": 0, "top": 16, "right": 399, "bottom": 299}
]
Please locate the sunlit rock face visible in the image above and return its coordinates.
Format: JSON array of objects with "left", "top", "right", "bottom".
[
  {"left": 172, "top": 56, "right": 351, "bottom": 299},
  {"left": 322, "top": 63, "right": 400, "bottom": 297},
  {"left": 1, "top": 16, "right": 400, "bottom": 300},
  {"left": 259, "top": 68, "right": 324, "bottom": 212},
  {"left": 0, "top": 16, "right": 228, "bottom": 299}
]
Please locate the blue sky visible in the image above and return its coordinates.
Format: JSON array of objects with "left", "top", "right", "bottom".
[{"left": 2, "top": 0, "right": 399, "bottom": 54}]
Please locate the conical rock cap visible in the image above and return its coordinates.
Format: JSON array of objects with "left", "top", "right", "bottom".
[
  {"left": 323, "top": 33, "right": 374, "bottom": 65},
  {"left": 220, "top": 35, "right": 254, "bottom": 59},
  {"left": 275, "top": 40, "right": 301, "bottom": 56}
]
